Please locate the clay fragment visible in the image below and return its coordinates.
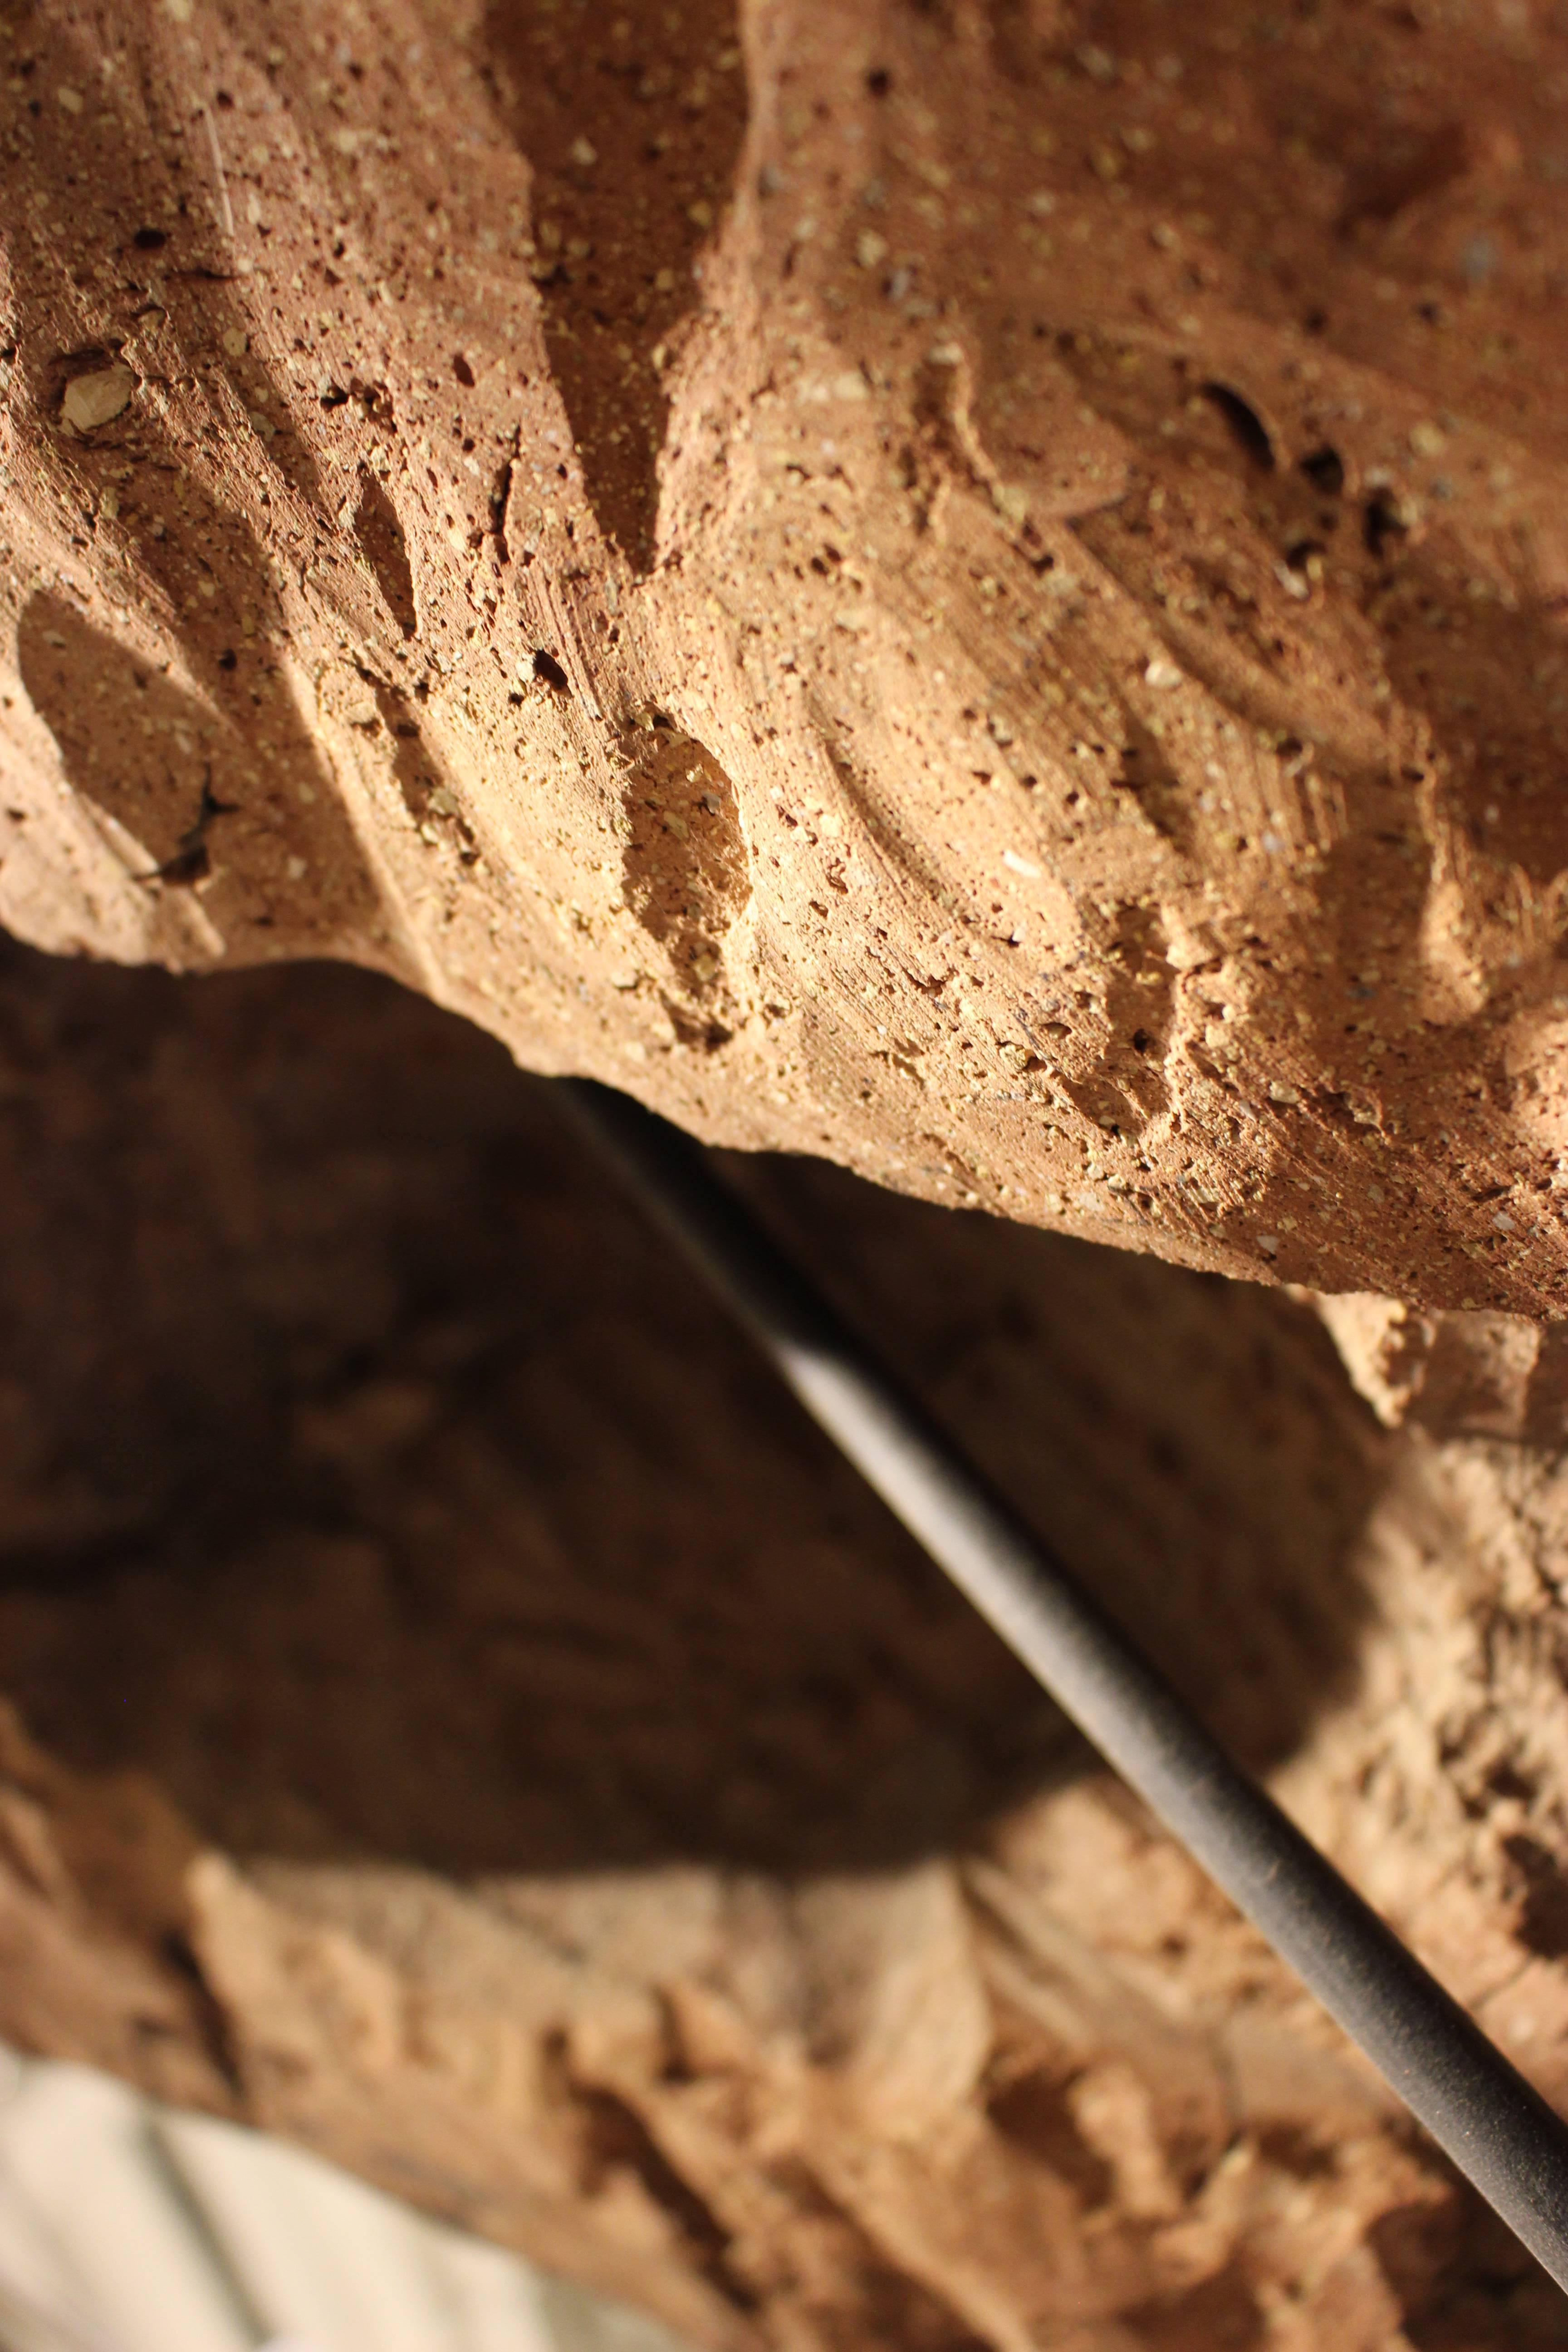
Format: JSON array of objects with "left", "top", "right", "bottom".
[{"left": 59, "top": 364, "right": 135, "bottom": 435}]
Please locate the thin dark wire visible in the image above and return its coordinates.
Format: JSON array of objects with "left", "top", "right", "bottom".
[{"left": 559, "top": 1076, "right": 1568, "bottom": 2293}]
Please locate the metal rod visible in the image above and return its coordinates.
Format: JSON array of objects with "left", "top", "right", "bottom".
[{"left": 559, "top": 1075, "right": 1568, "bottom": 2291}]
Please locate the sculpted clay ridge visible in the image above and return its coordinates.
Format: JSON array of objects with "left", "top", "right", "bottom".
[{"left": 4, "top": 0, "right": 1568, "bottom": 1309}]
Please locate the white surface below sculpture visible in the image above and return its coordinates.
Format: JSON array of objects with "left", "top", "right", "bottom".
[{"left": 0, "top": 2048, "right": 688, "bottom": 2352}]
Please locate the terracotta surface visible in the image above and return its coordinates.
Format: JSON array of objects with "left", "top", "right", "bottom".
[
  {"left": 1, "top": 939, "right": 1567, "bottom": 2350},
  {"left": 8, "top": 9, "right": 1568, "bottom": 2342},
  {"left": 5, "top": 0, "right": 1568, "bottom": 1308}
]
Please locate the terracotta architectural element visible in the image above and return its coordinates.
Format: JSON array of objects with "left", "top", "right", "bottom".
[{"left": 4, "top": 0, "right": 1568, "bottom": 1309}]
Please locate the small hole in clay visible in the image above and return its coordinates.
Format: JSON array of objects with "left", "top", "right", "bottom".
[
  {"left": 533, "top": 649, "right": 571, "bottom": 692},
  {"left": 1298, "top": 445, "right": 1345, "bottom": 497},
  {"left": 1200, "top": 383, "right": 1275, "bottom": 470},
  {"left": 1364, "top": 490, "right": 1408, "bottom": 559},
  {"left": 132, "top": 226, "right": 167, "bottom": 250}
]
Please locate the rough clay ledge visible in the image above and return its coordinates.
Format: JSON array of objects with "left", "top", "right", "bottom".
[{"left": 5, "top": 0, "right": 1568, "bottom": 1314}]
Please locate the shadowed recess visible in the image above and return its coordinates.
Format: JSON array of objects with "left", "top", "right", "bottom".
[
  {"left": 19, "top": 594, "right": 233, "bottom": 879},
  {"left": 0, "top": 941, "right": 1382, "bottom": 1878},
  {"left": 477, "top": 0, "right": 747, "bottom": 573},
  {"left": 353, "top": 473, "right": 419, "bottom": 641},
  {"left": 16, "top": 596, "right": 386, "bottom": 948},
  {"left": 620, "top": 713, "right": 750, "bottom": 1002}
]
